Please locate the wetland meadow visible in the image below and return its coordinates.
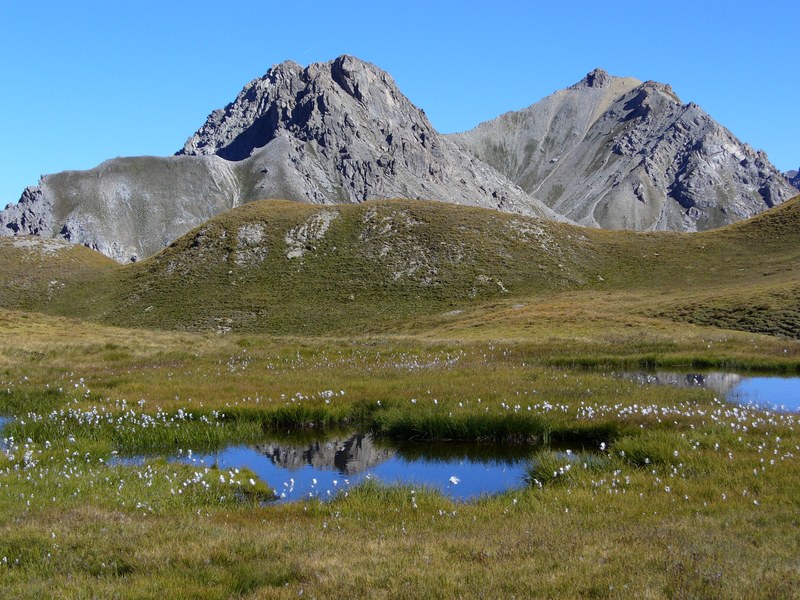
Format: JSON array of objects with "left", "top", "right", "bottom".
[{"left": 1, "top": 307, "right": 799, "bottom": 598}]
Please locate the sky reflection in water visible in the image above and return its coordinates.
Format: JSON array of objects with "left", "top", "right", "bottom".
[{"left": 729, "top": 377, "right": 800, "bottom": 412}]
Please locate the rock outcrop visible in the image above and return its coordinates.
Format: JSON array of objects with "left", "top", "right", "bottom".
[
  {"left": 786, "top": 168, "right": 800, "bottom": 190},
  {"left": 0, "top": 187, "right": 54, "bottom": 238},
  {"left": 451, "top": 69, "right": 797, "bottom": 231}
]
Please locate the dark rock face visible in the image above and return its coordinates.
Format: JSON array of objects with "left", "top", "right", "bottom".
[
  {"left": 786, "top": 168, "right": 800, "bottom": 190},
  {"left": 452, "top": 70, "right": 797, "bottom": 231}
]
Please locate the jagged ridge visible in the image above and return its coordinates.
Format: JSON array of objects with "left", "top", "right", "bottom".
[{"left": 451, "top": 69, "right": 796, "bottom": 231}]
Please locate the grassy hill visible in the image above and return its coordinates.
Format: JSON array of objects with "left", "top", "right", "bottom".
[
  {"left": 2, "top": 195, "right": 799, "bottom": 337},
  {"left": 0, "top": 236, "right": 118, "bottom": 311}
]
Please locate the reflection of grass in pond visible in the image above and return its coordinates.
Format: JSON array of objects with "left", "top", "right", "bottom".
[{"left": 389, "top": 439, "right": 537, "bottom": 464}]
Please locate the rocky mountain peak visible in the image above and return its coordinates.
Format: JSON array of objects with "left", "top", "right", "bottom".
[
  {"left": 574, "top": 68, "right": 612, "bottom": 89},
  {"left": 453, "top": 70, "right": 796, "bottom": 231},
  {"left": 178, "top": 55, "right": 418, "bottom": 161},
  {"left": 174, "top": 54, "right": 551, "bottom": 217}
]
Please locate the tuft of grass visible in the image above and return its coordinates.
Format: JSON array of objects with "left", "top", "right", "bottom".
[
  {"left": 527, "top": 448, "right": 613, "bottom": 487},
  {"left": 0, "top": 387, "right": 65, "bottom": 415}
]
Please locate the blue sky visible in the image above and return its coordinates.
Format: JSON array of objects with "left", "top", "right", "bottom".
[{"left": 1, "top": 0, "right": 797, "bottom": 206}]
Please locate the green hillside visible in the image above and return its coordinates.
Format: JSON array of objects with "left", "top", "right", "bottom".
[
  {"left": 3, "top": 195, "right": 799, "bottom": 337},
  {"left": 0, "top": 237, "right": 118, "bottom": 311}
]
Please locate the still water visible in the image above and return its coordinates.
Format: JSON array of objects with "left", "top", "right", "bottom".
[
  {"left": 163, "top": 433, "right": 531, "bottom": 503},
  {"left": 624, "top": 372, "right": 800, "bottom": 412}
]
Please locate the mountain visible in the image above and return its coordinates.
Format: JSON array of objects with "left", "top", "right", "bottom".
[
  {"left": 787, "top": 168, "right": 800, "bottom": 189},
  {"left": 0, "top": 56, "right": 557, "bottom": 262},
  {"left": 0, "top": 58, "right": 795, "bottom": 262},
  {"left": 176, "top": 55, "right": 546, "bottom": 220},
  {"left": 451, "top": 69, "right": 796, "bottom": 231}
]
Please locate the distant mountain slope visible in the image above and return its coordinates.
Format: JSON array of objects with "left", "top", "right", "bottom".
[
  {"left": 451, "top": 69, "right": 796, "bottom": 231},
  {"left": 786, "top": 167, "right": 800, "bottom": 189},
  {"left": 0, "top": 156, "right": 243, "bottom": 262}
]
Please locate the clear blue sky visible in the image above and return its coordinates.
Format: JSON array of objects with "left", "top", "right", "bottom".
[{"left": 1, "top": 0, "right": 797, "bottom": 207}]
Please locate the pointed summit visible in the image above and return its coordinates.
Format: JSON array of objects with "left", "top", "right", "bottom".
[
  {"left": 453, "top": 69, "right": 796, "bottom": 231},
  {"left": 177, "top": 55, "right": 409, "bottom": 160},
  {"left": 584, "top": 68, "right": 611, "bottom": 87},
  {"left": 568, "top": 68, "right": 614, "bottom": 89}
]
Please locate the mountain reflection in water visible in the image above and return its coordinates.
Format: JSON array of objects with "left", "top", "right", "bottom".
[
  {"left": 181, "top": 432, "right": 531, "bottom": 503},
  {"left": 253, "top": 433, "right": 395, "bottom": 476},
  {"left": 622, "top": 371, "right": 799, "bottom": 412}
]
